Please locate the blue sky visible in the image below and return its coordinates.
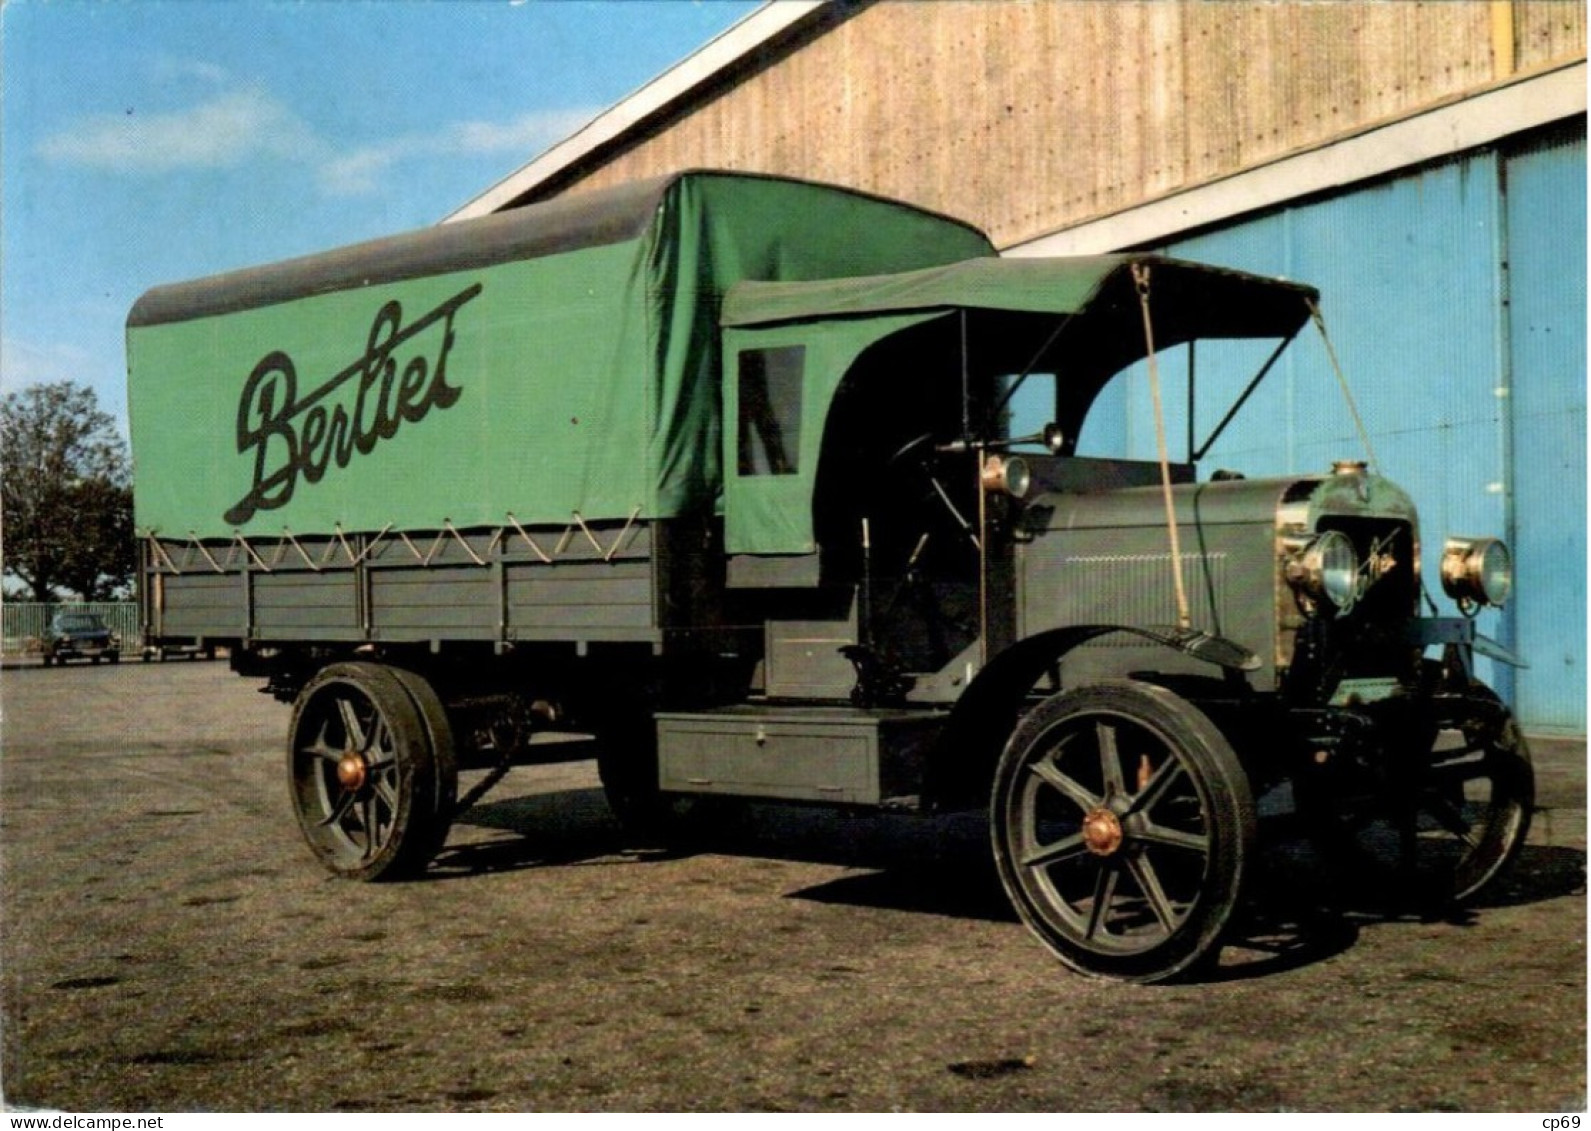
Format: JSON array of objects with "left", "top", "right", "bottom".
[{"left": 0, "top": 0, "right": 762, "bottom": 434}]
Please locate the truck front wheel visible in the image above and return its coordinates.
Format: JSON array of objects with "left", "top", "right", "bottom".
[
  {"left": 990, "top": 680, "right": 1255, "bottom": 983},
  {"left": 1299, "top": 691, "right": 1534, "bottom": 907},
  {"left": 287, "top": 662, "right": 454, "bottom": 881},
  {"left": 595, "top": 711, "right": 723, "bottom": 843},
  {"left": 595, "top": 714, "right": 674, "bottom": 839}
]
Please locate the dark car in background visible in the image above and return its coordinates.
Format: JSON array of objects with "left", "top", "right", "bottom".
[{"left": 42, "top": 612, "right": 121, "bottom": 666}]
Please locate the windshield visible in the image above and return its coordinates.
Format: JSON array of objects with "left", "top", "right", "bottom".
[
  {"left": 998, "top": 329, "right": 1302, "bottom": 466},
  {"left": 56, "top": 615, "right": 107, "bottom": 631}
]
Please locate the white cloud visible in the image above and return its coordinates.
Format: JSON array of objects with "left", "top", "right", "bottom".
[
  {"left": 0, "top": 338, "right": 98, "bottom": 395},
  {"left": 316, "top": 107, "right": 598, "bottom": 196},
  {"left": 151, "top": 58, "right": 233, "bottom": 86},
  {"left": 39, "top": 82, "right": 597, "bottom": 196},
  {"left": 38, "top": 88, "right": 320, "bottom": 173},
  {"left": 319, "top": 148, "right": 400, "bottom": 196},
  {"left": 449, "top": 108, "right": 598, "bottom": 155}
]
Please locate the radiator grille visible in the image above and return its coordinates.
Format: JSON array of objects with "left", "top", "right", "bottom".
[{"left": 1058, "top": 553, "right": 1230, "bottom": 643}]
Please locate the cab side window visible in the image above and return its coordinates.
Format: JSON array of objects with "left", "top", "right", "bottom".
[{"left": 737, "top": 346, "right": 805, "bottom": 475}]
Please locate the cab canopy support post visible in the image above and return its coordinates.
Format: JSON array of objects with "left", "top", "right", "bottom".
[
  {"left": 1192, "top": 333, "right": 1294, "bottom": 462},
  {"left": 959, "top": 309, "right": 971, "bottom": 444}
]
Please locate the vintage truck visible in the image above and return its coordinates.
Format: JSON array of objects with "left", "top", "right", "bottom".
[{"left": 128, "top": 171, "right": 1531, "bottom": 982}]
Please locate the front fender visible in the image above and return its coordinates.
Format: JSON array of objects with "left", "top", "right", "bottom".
[{"left": 924, "top": 624, "right": 1254, "bottom": 811}]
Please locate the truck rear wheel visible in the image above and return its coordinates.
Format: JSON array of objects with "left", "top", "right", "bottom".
[
  {"left": 387, "top": 665, "right": 459, "bottom": 864},
  {"left": 990, "top": 680, "right": 1255, "bottom": 983},
  {"left": 287, "top": 662, "right": 454, "bottom": 881}
]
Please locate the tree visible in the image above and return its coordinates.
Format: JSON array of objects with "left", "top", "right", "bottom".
[{"left": 1, "top": 382, "right": 135, "bottom": 602}]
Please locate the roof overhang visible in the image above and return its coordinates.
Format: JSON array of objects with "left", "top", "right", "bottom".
[
  {"left": 1008, "top": 60, "right": 1586, "bottom": 256},
  {"left": 724, "top": 254, "right": 1317, "bottom": 337}
]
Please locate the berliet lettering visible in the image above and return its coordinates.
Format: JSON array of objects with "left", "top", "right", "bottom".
[{"left": 224, "top": 283, "right": 483, "bottom": 525}]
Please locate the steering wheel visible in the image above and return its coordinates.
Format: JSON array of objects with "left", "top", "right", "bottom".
[
  {"left": 878, "top": 431, "right": 981, "bottom": 551},
  {"left": 886, "top": 431, "right": 937, "bottom": 468}
]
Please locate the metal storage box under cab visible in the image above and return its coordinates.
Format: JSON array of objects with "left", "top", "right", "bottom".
[{"left": 655, "top": 707, "right": 945, "bottom": 805}]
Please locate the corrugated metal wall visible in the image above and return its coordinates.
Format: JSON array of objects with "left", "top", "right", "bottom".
[
  {"left": 1076, "top": 123, "right": 1585, "bottom": 734},
  {"left": 546, "top": 1, "right": 1584, "bottom": 249}
]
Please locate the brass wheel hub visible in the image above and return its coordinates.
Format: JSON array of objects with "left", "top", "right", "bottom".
[
  {"left": 336, "top": 752, "right": 368, "bottom": 792},
  {"left": 1082, "top": 807, "right": 1125, "bottom": 856}
]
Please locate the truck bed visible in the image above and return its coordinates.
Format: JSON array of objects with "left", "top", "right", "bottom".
[{"left": 142, "top": 518, "right": 668, "bottom": 651}]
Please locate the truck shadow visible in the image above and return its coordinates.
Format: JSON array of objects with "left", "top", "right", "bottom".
[
  {"left": 1209, "top": 834, "right": 1586, "bottom": 982},
  {"left": 431, "top": 786, "right": 628, "bottom": 875},
  {"left": 443, "top": 785, "right": 1584, "bottom": 982}
]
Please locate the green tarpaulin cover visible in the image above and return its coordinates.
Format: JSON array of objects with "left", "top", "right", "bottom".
[{"left": 127, "top": 171, "right": 992, "bottom": 539}]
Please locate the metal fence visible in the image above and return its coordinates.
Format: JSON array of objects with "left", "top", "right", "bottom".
[{"left": 2, "top": 602, "right": 141, "bottom": 655}]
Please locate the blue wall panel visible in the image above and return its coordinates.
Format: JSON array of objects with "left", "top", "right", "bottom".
[{"left": 1504, "top": 129, "right": 1587, "bottom": 733}]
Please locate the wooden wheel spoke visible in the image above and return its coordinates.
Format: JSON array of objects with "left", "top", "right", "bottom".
[
  {"left": 1021, "top": 832, "right": 1088, "bottom": 870},
  {"left": 1029, "top": 759, "right": 1100, "bottom": 813},
  {"left": 1425, "top": 760, "right": 1490, "bottom": 795},
  {"left": 1132, "top": 819, "right": 1208, "bottom": 854},
  {"left": 1125, "top": 853, "right": 1182, "bottom": 935},
  {"left": 302, "top": 721, "right": 343, "bottom": 763},
  {"left": 366, "top": 720, "right": 397, "bottom": 769},
  {"left": 1125, "top": 756, "right": 1186, "bottom": 817},
  {"left": 336, "top": 697, "right": 367, "bottom": 753},
  {"left": 316, "top": 790, "right": 355, "bottom": 829},
  {"left": 1430, "top": 737, "right": 1489, "bottom": 763},
  {"left": 1084, "top": 865, "right": 1120, "bottom": 941},
  {"left": 1096, "top": 721, "right": 1125, "bottom": 796},
  {"left": 1421, "top": 794, "right": 1480, "bottom": 850},
  {"left": 360, "top": 794, "right": 381, "bottom": 858},
  {"left": 372, "top": 774, "right": 399, "bottom": 813}
]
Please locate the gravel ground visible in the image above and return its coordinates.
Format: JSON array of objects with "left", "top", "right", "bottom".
[{"left": 1, "top": 660, "right": 1584, "bottom": 1112}]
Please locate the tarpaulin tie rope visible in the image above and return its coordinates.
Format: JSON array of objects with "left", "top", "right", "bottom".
[
  {"left": 333, "top": 522, "right": 392, "bottom": 566},
  {"left": 442, "top": 520, "right": 487, "bottom": 566},
  {"left": 146, "top": 534, "right": 183, "bottom": 575},
  {"left": 187, "top": 533, "right": 227, "bottom": 574},
  {"left": 500, "top": 514, "right": 553, "bottom": 563},
  {"left": 397, "top": 530, "right": 429, "bottom": 564},
  {"left": 570, "top": 512, "right": 606, "bottom": 557},
  {"left": 279, "top": 529, "right": 323, "bottom": 572},
  {"left": 603, "top": 507, "right": 644, "bottom": 562},
  {"left": 234, "top": 534, "right": 272, "bottom": 572},
  {"left": 156, "top": 513, "right": 643, "bottom": 574},
  {"left": 1130, "top": 262, "right": 1192, "bottom": 632}
]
